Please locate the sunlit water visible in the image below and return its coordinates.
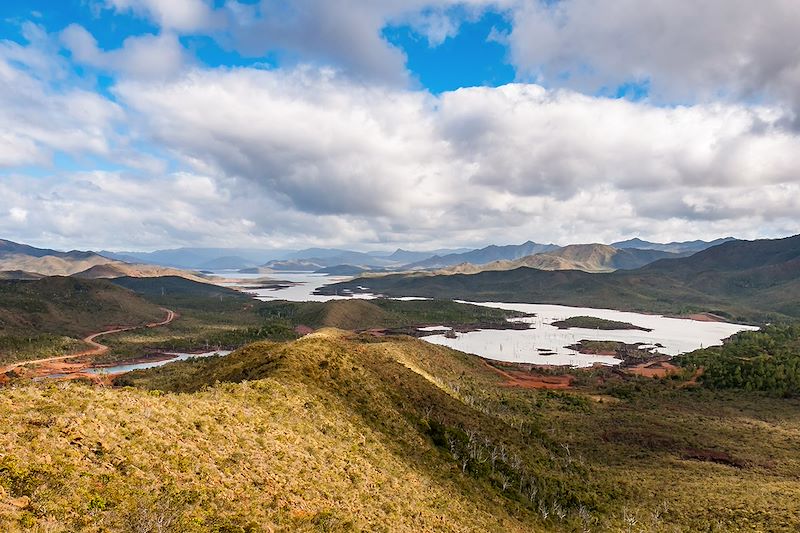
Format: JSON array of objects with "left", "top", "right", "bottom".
[
  {"left": 210, "top": 271, "right": 758, "bottom": 367},
  {"left": 423, "top": 302, "right": 758, "bottom": 367},
  {"left": 84, "top": 350, "right": 232, "bottom": 375},
  {"left": 208, "top": 271, "right": 377, "bottom": 302}
]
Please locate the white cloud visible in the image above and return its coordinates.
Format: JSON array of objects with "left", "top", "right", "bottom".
[
  {"left": 0, "top": 31, "right": 123, "bottom": 167},
  {"left": 61, "top": 25, "right": 186, "bottom": 79},
  {"left": 105, "top": 66, "right": 800, "bottom": 248},
  {"left": 101, "top": 0, "right": 507, "bottom": 84},
  {"left": 506, "top": 0, "right": 800, "bottom": 116},
  {"left": 103, "top": 0, "right": 217, "bottom": 32},
  {"left": 4, "top": 5, "right": 800, "bottom": 250}
]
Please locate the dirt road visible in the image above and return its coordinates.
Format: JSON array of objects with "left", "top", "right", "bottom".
[{"left": 0, "top": 308, "right": 176, "bottom": 376}]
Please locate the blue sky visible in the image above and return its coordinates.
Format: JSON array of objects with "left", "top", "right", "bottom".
[
  {"left": 0, "top": 1, "right": 518, "bottom": 93},
  {"left": 0, "top": 1, "right": 798, "bottom": 251}
]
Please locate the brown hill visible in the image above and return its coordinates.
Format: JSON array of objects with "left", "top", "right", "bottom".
[
  {"left": 74, "top": 261, "right": 211, "bottom": 283},
  {"left": 440, "top": 244, "right": 676, "bottom": 274},
  {"left": 0, "top": 252, "right": 114, "bottom": 277}
]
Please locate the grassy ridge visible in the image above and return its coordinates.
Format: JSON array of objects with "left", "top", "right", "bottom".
[
  {"left": 1, "top": 332, "right": 593, "bottom": 532},
  {"left": 3, "top": 331, "right": 799, "bottom": 531},
  {"left": 258, "top": 299, "right": 526, "bottom": 330}
]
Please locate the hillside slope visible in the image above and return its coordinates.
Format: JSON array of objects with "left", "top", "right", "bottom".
[
  {"left": 3, "top": 331, "right": 798, "bottom": 531},
  {"left": 1, "top": 332, "right": 587, "bottom": 531},
  {"left": 612, "top": 237, "right": 735, "bottom": 254},
  {"left": 0, "top": 277, "right": 164, "bottom": 338},
  {"left": 75, "top": 262, "right": 210, "bottom": 283},
  {"left": 0, "top": 252, "right": 113, "bottom": 277}
]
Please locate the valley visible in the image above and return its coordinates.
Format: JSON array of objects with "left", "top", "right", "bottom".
[{"left": 2, "top": 235, "right": 800, "bottom": 532}]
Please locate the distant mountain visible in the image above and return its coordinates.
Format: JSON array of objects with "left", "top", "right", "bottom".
[
  {"left": 321, "top": 235, "right": 800, "bottom": 322},
  {"left": 314, "top": 265, "right": 369, "bottom": 276},
  {"left": 199, "top": 256, "right": 258, "bottom": 270},
  {"left": 286, "top": 248, "right": 360, "bottom": 260},
  {"left": 0, "top": 239, "right": 114, "bottom": 277},
  {"left": 74, "top": 262, "right": 210, "bottom": 283},
  {"left": 0, "top": 254, "right": 112, "bottom": 277},
  {"left": 106, "top": 245, "right": 475, "bottom": 270},
  {"left": 440, "top": 244, "right": 680, "bottom": 274},
  {"left": 611, "top": 237, "right": 735, "bottom": 254},
  {"left": 0, "top": 239, "right": 98, "bottom": 260},
  {"left": 102, "top": 248, "right": 293, "bottom": 269},
  {"left": 384, "top": 248, "right": 474, "bottom": 264},
  {"left": 0, "top": 239, "right": 214, "bottom": 283},
  {"left": 405, "top": 241, "right": 559, "bottom": 269},
  {"left": 263, "top": 250, "right": 396, "bottom": 271}
]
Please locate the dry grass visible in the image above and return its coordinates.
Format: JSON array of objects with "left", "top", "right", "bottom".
[{"left": 2, "top": 332, "right": 800, "bottom": 532}]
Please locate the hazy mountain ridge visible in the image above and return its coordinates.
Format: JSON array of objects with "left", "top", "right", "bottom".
[
  {"left": 440, "top": 244, "right": 681, "bottom": 274},
  {"left": 406, "top": 241, "right": 560, "bottom": 270},
  {"left": 0, "top": 239, "right": 115, "bottom": 277},
  {"left": 321, "top": 235, "right": 800, "bottom": 322},
  {"left": 0, "top": 239, "right": 211, "bottom": 282},
  {"left": 74, "top": 262, "right": 210, "bottom": 283},
  {"left": 612, "top": 237, "right": 736, "bottom": 254}
]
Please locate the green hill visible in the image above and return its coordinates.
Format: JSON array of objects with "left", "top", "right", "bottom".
[
  {"left": 258, "top": 299, "right": 526, "bottom": 331},
  {"left": 0, "top": 277, "right": 166, "bottom": 364},
  {"left": 0, "top": 277, "right": 163, "bottom": 338},
  {"left": 441, "top": 244, "right": 680, "bottom": 274}
]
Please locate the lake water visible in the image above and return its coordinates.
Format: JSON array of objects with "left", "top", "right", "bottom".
[
  {"left": 84, "top": 350, "right": 232, "bottom": 375},
  {"left": 423, "top": 302, "right": 758, "bottom": 367},
  {"left": 208, "top": 271, "right": 377, "bottom": 302},
  {"left": 210, "top": 271, "right": 759, "bottom": 367}
]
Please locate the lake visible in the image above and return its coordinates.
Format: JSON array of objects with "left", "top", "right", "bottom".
[
  {"left": 84, "top": 350, "right": 232, "bottom": 375},
  {"left": 208, "top": 271, "right": 377, "bottom": 302},
  {"left": 422, "top": 301, "right": 758, "bottom": 366},
  {"left": 212, "top": 271, "right": 758, "bottom": 367}
]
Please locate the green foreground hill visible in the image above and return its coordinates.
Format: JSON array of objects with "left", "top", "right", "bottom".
[{"left": 2, "top": 330, "right": 800, "bottom": 531}]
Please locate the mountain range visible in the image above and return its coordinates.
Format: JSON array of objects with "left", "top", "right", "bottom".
[
  {"left": 0, "top": 236, "right": 737, "bottom": 279},
  {"left": 103, "top": 246, "right": 474, "bottom": 270},
  {"left": 0, "top": 239, "right": 208, "bottom": 282},
  {"left": 438, "top": 244, "right": 682, "bottom": 274},
  {"left": 320, "top": 235, "right": 800, "bottom": 323},
  {"left": 612, "top": 237, "right": 736, "bottom": 254}
]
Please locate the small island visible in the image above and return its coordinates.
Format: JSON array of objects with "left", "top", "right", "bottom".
[{"left": 551, "top": 316, "right": 653, "bottom": 331}]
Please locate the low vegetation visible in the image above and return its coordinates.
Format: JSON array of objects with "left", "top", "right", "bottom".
[
  {"left": 257, "top": 299, "right": 527, "bottom": 331},
  {"left": 551, "top": 316, "right": 651, "bottom": 331},
  {"left": 679, "top": 324, "right": 800, "bottom": 397},
  {"left": 3, "top": 331, "right": 799, "bottom": 531}
]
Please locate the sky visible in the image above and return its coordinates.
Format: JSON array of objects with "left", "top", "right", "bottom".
[{"left": 1, "top": 0, "right": 799, "bottom": 251}]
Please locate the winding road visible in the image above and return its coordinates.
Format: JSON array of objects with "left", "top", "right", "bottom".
[{"left": 0, "top": 308, "right": 176, "bottom": 376}]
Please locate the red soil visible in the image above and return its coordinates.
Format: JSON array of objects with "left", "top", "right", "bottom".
[
  {"left": 0, "top": 308, "right": 177, "bottom": 383},
  {"left": 482, "top": 360, "right": 574, "bottom": 389}
]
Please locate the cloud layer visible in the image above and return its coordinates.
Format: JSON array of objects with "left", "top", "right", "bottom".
[{"left": 1, "top": 2, "right": 799, "bottom": 250}]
